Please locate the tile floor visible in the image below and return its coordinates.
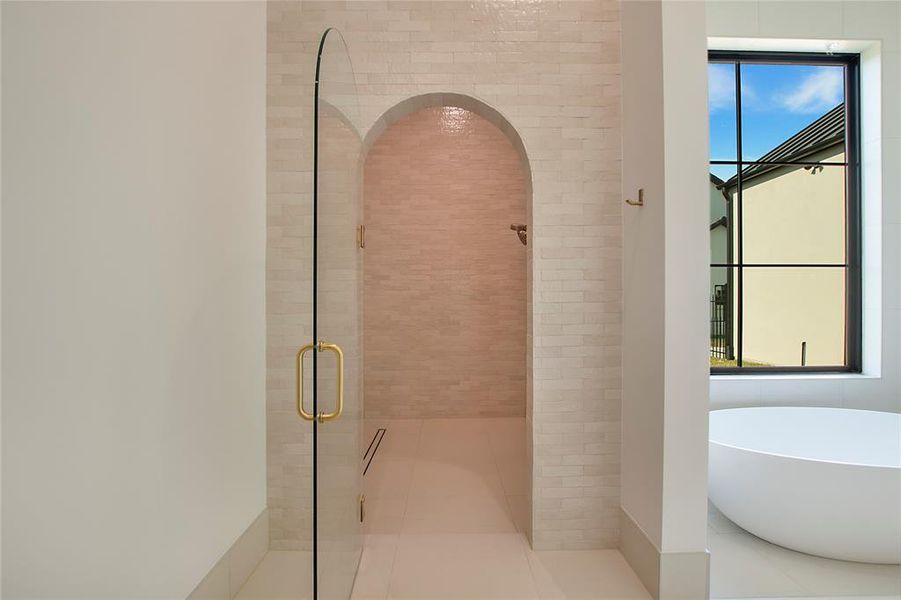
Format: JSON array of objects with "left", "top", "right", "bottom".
[
  {"left": 708, "top": 502, "right": 901, "bottom": 600},
  {"left": 236, "top": 417, "right": 651, "bottom": 600},
  {"left": 235, "top": 418, "right": 900, "bottom": 600},
  {"left": 351, "top": 417, "right": 651, "bottom": 600},
  {"left": 236, "top": 551, "right": 312, "bottom": 600},
  {"left": 361, "top": 418, "right": 528, "bottom": 537}
]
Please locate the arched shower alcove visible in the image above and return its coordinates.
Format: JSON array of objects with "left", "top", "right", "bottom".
[
  {"left": 363, "top": 93, "right": 532, "bottom": 183},
  {"left": 359, "top": 93, "right": 534, "bottom": 540}
]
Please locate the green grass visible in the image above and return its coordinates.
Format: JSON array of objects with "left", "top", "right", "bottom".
[{"left": 710, "top": 357, "right": 771, "bottom": 368}]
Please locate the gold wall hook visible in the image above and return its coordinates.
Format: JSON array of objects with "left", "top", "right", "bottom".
[{"left": 625, "top": 189, "right": 644, "bottom": 207}]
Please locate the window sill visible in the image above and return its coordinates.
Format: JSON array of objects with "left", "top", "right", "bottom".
[{"left": 711, "top": 373, "right": 880, "bottom": 382}]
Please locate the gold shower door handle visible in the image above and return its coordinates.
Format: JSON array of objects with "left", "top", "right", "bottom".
[
  {"left": 296, "top": 343, "right": 317, "bottom": 421},
  {"left": 296, "top": 341, "right": 345, "bottom": 423},
  {"left": 317, "top": 341, "right": 344, "bottom": 423}
]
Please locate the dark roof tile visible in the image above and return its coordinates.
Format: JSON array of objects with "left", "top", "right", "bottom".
[{"left": 721, "top": 103, "right": 845, "bottom": 189}]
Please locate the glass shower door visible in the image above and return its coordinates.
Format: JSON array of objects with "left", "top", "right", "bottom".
[{"left": 312, "top": 28, "right": 363, "bottom": 600}]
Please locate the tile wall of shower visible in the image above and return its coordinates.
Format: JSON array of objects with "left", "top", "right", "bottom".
[
  {"left": 267, "top": 0, "right": 623, "bottom": 552},
  {"left": 360, "top": 104, "right": 529, "bottom": 556},
  {"left": 363, "top": 105, "right": 527, "bottom": 419}
]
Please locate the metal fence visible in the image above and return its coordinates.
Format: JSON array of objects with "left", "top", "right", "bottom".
[{"left": 710, "top": 284, "right": 732, "bottom": 360}]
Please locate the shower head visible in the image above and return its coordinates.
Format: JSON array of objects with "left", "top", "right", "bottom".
[{"left": 510, "top": 223, "right": 527, "bottom": 246}]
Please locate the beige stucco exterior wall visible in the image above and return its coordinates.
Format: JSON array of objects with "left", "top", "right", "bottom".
[
  {"left": 741, "top": 148, "right": 846, "bottom": 264},
  {"left": 742, "top": 267, "right": 845, "bottom": 366},
  {"left": 710, "top": 180, "right": 729, "bottom": 296},
  {"left": 723, "top": 147, "right": 847, "bottom": 366},
  {"left": 267, "top": 0, "right": 623, "bottom": 551}
]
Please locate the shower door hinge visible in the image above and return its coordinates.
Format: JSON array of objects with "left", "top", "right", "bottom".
[{"left": 357, "top": 224, "right": 365, "bottom": 249}]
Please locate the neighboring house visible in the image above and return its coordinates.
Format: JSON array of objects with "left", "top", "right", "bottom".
[
  {"left": 710, "top": 104, "right": 846, "bottom": 367},
  {"left": 709, "top": 174, "right": 729, "bottom": 271},
  {"left": 709, "top": 174, "right": 732, "bottom": 361}
]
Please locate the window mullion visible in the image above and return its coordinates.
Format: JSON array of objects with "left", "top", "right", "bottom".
[{"left": 734, "top": 61, "right": 744, "bottom": 368}]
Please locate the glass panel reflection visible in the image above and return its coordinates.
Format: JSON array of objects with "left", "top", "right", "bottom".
[
  {"left": 709, "top": 166, "right": 736, "bottom": 267},
  {"left": 315, "top": 27, "right": 364, "bottom": 600},
  {"left": 709, "top": 267, "right": 738, "bottom": 367},
  {"left": 740, "top": 63, "right": 845, "bottom": 162},
  {"left": 709, "top": 62, "right": 737, "bottom": 162},
  {"left": 742, "top": 267, "right": 846, "bottom": 367},
  {"left": 741, "top": 164, "right": 846, "bottom": 265}
]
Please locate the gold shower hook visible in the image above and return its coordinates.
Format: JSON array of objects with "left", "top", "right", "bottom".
[{"left": 625, "top": 189, "right": 644, "bottom": 207}]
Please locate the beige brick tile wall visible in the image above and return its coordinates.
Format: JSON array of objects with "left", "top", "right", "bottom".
[
  {"left": 364, "top": 106, "right": 527, "bottom": 419},
  {"left": 267, "top": 0, "right": 622, "bottom": 551}
]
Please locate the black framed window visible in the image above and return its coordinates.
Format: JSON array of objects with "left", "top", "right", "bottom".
[{"left": 708, "top": 51, "right": 861, "bottom": 373}]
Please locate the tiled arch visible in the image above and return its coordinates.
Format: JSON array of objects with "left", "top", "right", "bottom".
[
  {"left": 362, "top": 100, "right": 531, "bottom": 417},
  {"left": 363, "top": 93, "right": 533, "bottom": 195}
]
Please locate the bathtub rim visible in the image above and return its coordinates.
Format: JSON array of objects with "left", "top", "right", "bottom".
[{"left": 709, "top": 406, "right": 901, "bottom": 470}]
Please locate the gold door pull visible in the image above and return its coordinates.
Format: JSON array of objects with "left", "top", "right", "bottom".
[
  {"left": 296, "top": 343, "right": 317, "bottom": 421},
  {"left": 296, "top": 341, "right": 345, "bottom": 423},
  {"left": 317, "top": 341, "right": 344, "bottom": 423},
  {"left": 625, "top": 189, "right": 644, "bottom": 207}
]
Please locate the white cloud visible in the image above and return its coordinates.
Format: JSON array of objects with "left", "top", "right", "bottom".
[
  {"left": 779, "top": 68, "right": 843, "bottom": 113},
  {"left": 708, "top": 64, "right": 735, "bottom": 112},
  {"left": 708, "top": 64, "right": 757, "bottom": 112}
]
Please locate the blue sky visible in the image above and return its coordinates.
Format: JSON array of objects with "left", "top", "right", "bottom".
[{"left": 709, "top": 63, "right": 845, "bottom": 181}]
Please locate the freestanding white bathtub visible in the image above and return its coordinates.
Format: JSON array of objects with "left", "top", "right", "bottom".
[{"left": 709, "top": 406, "right": 901, "bottom": 564}]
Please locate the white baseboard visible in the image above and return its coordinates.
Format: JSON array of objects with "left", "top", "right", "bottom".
[
  {"left": 620, "top": 508, "right": 710, "bottom": 599},
  {"left": 187, "top": 508, "right": 269, "bottom": 600}
]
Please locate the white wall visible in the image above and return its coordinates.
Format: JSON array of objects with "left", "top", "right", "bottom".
[
  {"left": 621, "top": 0, "right": 710, "bottom": 579},
  {"left": 659, "top": 1, "right": 712, "bottom": 556},
  {"left": 622, "top": 0, "right": 666, "bottom": 549},
  {"left": 621, "top": 2, "right": 710, "bottom": 593},
  {"left": 1, "top": 2, "right": 267, "bottom": 597},
  {"left": 707, "top": 0, "right": 901, "bottom": 413},
  {"left": 1, "top": 3, "right": 4, "bottom": 588}
]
